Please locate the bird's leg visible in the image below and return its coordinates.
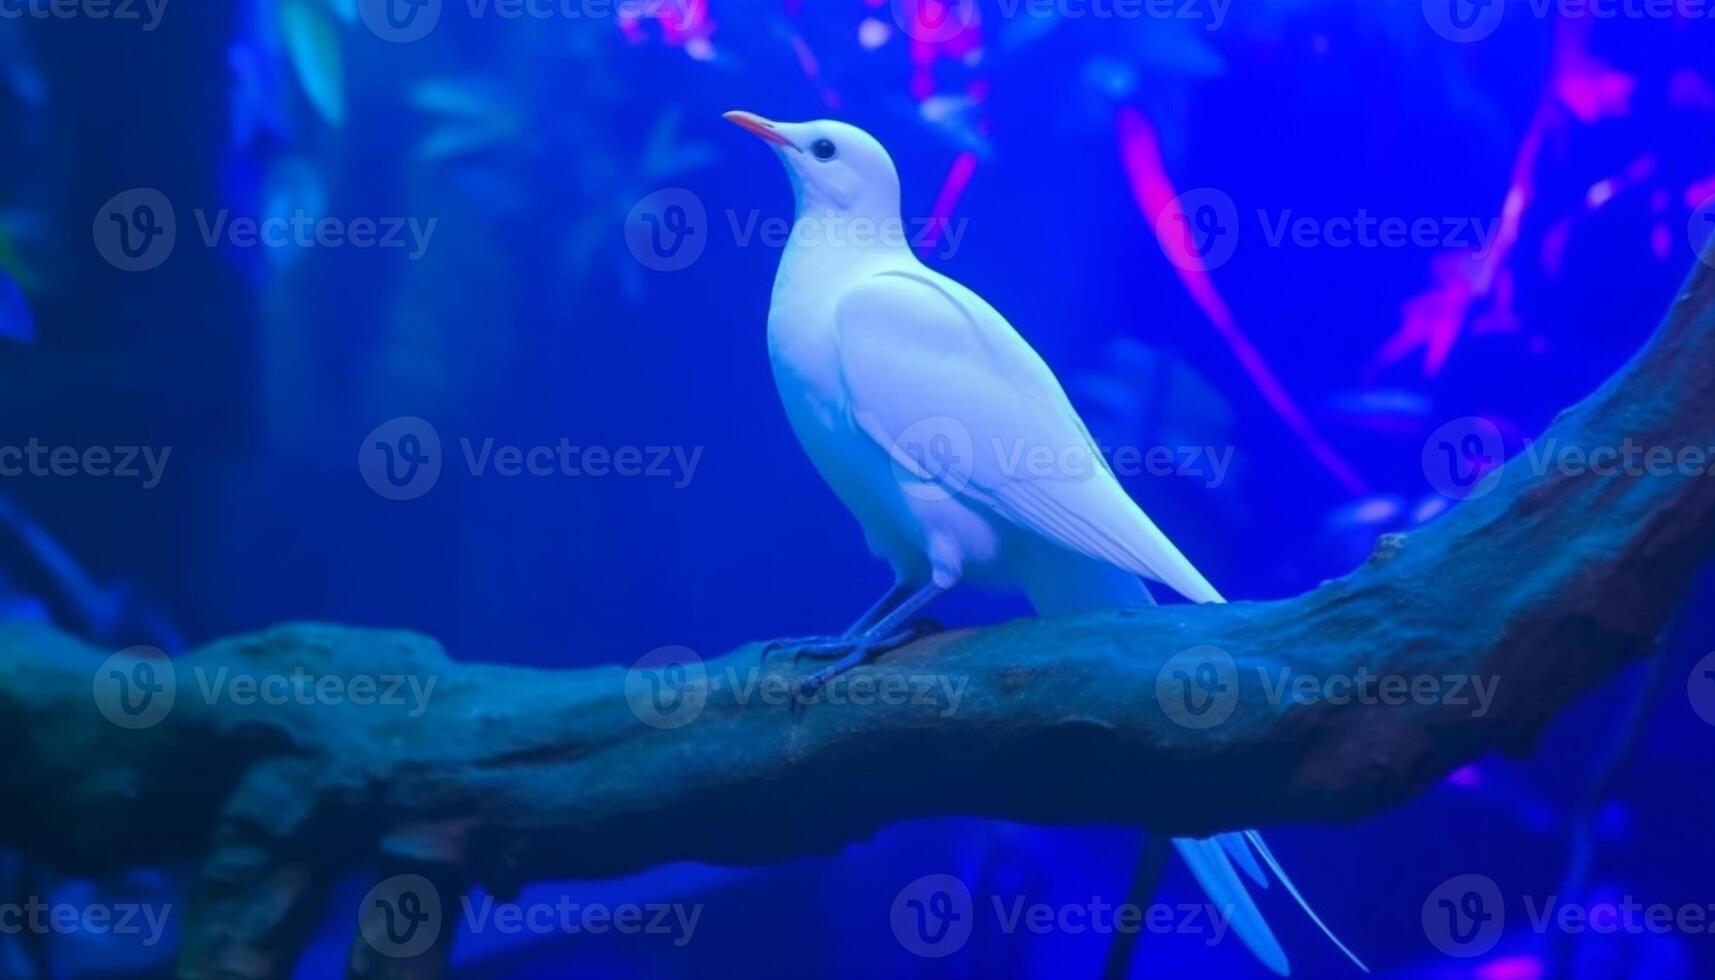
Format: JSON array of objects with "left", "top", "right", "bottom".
[
  {"left": 760, "top": 583, "right": 915, "bottom": 661},
  {"left": 794, "top": 584, "right": 946, "bottom": 702}
]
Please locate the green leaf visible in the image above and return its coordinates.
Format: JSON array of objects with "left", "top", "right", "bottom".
[{"left": 280, "top": 1, "right": 345, "bottom": 127}]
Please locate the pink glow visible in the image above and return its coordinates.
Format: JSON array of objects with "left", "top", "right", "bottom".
[
  {"left": 1369, "top": 20, "right": 1638, "bottom": 381},
  {"left": 618, "top": 0, "right": 714, "bottom": 53},
  {"left": 918, "top": 151, "right": 978, "bottom": 255},
  {"left": 790, "top": 33, "right": 821, "bottom": 79},
  {"left": 1116, "top": 107, "right": 1367, "bottom": 496},
  {"left": 1371, "top": 253, "right": 1480, "bottom": 380},
  {"left": 1670, "top": 68, "right": 1715, "bottom": 109},
  {"left": 1446, "top": 764, "right": 1482, "bottom": 789},
  {"left": 1685, "top": 175, "right": 1715, "bottom": 209},
  {"left": 1477, "top": 955, "right": 1546, "bottom": 980},
  {"left": 900, "top": 0, "right": 983, "bottom": 101},
  {"left": 1553, "top": 23, "right": 1635, "bottom": 123}
]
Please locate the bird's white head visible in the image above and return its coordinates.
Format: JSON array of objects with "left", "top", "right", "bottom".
[{"left": 724, "top": 111, "right": 902, "bottom": 224}]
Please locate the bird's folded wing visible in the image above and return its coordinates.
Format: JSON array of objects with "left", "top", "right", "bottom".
[{"left": 832, "top": 269, "right": 1221, "bottom": 604}]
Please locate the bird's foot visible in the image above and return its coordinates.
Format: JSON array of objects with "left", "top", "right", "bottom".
[
  {"left": 774, "top": 617, "right": 944, "bottom": 664},
  {"left": 759, "top": 634, "right": 848, "bottom": 664},
  {"left": 790, "top": 618, "right": 945, "bottom": 709},
  {"left": 761, "top": 618, "right": 943, "bottom": 665}
]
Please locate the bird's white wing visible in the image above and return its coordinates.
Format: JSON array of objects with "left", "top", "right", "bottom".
[{"left": 833, "top": 268, "right": 1222, "bottom": 604}]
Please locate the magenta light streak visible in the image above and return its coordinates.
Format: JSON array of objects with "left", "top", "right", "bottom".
[
  {"left": 917, "top": 150, "right": 978, "bottom": 255},
  {"left": 1477, "top": 955, "right": 1546, "bottom": 980},
  {"left": 1371, "top": 21, "right": 1646, "bottom": 380},
  {"left": 1115, "top": 107, "right": 1367, "bottom": 496}
]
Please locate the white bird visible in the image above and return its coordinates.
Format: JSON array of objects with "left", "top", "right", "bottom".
[{"left": 725, "top": 111, "right": 1366, "bottom": 976}]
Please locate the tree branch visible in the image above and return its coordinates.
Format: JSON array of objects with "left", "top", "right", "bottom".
[{"left": 5, "top": 256, "right": 1715, "bottom": 978}]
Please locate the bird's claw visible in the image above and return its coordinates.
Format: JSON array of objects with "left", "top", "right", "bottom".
[
  {"left": 769, "top": 617, "right": 943, "bottom": 667},
  {"left": 760, "top": 634, "right": 847, "bottom": 663},
  {"left": 788, "top": 618, "right": 946, "bottom": 711}
]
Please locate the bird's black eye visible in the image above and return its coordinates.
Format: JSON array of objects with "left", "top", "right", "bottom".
[{"left": 811, "top": 138, "right": 837, "bottom": 161}]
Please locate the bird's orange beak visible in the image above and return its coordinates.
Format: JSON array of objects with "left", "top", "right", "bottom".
[{"left": 723, "top": 110, "right": 797, "bottom": 150}]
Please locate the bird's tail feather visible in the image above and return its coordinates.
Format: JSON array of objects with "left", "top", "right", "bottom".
[
  {"left": 1023, "top": 551, "right": 1366, "bottom": 975},
  {"left": 1174, "top": 837, "right": 1290, "bottom": 976},
  {"left": 1245, "top": 831, "right": 1370, "bottom": 973}
]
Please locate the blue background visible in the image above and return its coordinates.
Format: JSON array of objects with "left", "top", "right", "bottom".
[{"left": 1, "top": 0, "right": 1713, "bottom": 976}]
